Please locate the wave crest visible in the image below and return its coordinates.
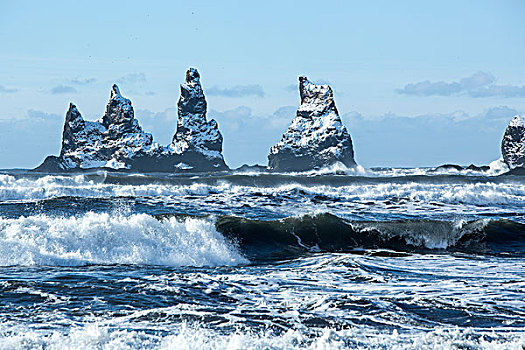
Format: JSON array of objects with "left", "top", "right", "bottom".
[
  {"left": 215, "top": 213, "right": 525, "bottom": 260},
  {"left": 0, "top": 213, "right": 247, "bottom": 267},
  {"left": 0, "top": 211, "right": 523, "bottom": 267}
]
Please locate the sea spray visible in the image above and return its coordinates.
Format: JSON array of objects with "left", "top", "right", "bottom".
[{"left": 0, "top": 213, "right": 247, "bottom": 266}]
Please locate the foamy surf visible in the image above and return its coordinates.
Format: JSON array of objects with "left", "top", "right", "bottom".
[
  {"left": 0, "top": 213, "right": 247, "bottom": 267},
  {"left": 0, "top": 211, "right": 524, "bottom": 268},
  {"left": 0, "top": 323, "right": 523, "bottom": 350},
  {"left": 1, "top": 173, "right": 525, "bottom": 224}
]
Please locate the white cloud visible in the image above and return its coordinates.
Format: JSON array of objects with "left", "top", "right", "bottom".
[
  {"left": 27, "top": 109, "right": 61, "bottom": 120},
  {"left": 0, "top": 85, "right": 19, "bottom": 94},
  {"left": 116, "top": 73, "right": 147, "bottom": 85},
  {"left": 206, "top": 85, "right": 265, "bottom": 98},
  {"left": 397, "top": 71, "right": 525, "bottom": 98},
  {"left": 70, "top": 77, "right": 96, "bottom": 85},
  {"left": 342, "top": 106, "right": 521, "bottom": 167},
  {"left": 50, "top": 85, "right": 78, "bottom": 94},
  {"left": 0, "top": 110, "right": 62, "bottom": 168}
]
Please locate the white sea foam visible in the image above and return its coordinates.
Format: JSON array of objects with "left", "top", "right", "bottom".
[
  {"left": 0, "top": 322, "right": 522, "bottom": 350},
  {"left": 302, "top": 180, "right": 492, "bottom": 212},
  {"left": 487, "top": 157, "right": 510, "bottom": 176},
  {"left": 1, "top": 174, "right": 523, "bottom": 208},
  {"left": 1, "top": 173, "right": 524, "bottom": 225},
  {"left": 0, "top": 213, "right": 247, "bottom": 267},
  {"left": 0, "top": 174, "right": 223, "bottom": 202},
  {"left": 249, "top": 162, "right": 509, "bottom": 177},
  {"left": 0, "top": 252, "right": 523, "bottom": 349},
  {"left": 298, "top": 162, "right": 368, "bottom": 176}
]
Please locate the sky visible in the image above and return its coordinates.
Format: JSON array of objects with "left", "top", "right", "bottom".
[{"left": 0, "top": 0, "right": 524, "bottom": 168}]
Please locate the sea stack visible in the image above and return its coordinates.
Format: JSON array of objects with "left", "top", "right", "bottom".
[
  {"left": 501, "top": 114, "right": 525, "bottom": 169},
  {"left": 35, "top": 85, "right": 157, "bottom": 171},
  {"left": 34, "top": 68, "right": 228, "bottom": 173},
  {"left": 169, "top": 68, "right": 228, "bottom": 171},
  {"left": 268, "top": 76, "right": 356, "bottom": 171},
  {"left": 96, "top": 84, "right": 156, "bottom": 169}
]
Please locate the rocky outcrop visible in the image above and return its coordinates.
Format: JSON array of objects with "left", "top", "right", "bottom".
[
  {"left": 34, "top": 68, "right": 228, "bottom": 173},
  {"left": 432, "top": 164, "right": 490, "bottom": 172},
  {"left": 35, "top": 85, "right": 158, "bottom": 172},
  {"left": 268, "top": 76, "right": 356, "bottom": 171},
  {"left": 234, "top": 164, "right": 267, "bottom": 172},
  {"left": 168, "top": 68, "right": 227, "bottom": 171},
  {"left": 506, "top": 167, "right": 525, "bottom": 175},
  {"left": 501, "top": 115, "right": 525, "bottom": 170}
]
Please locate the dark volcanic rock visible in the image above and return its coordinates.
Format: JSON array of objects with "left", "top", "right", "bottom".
[
  {"left": 33, "top": 156, "right": 68, "bottom": 173},
  {"left": 60, "top": 103, "right": 91, "bottom": 156},
  {"left": 505, "top": 167, "right": 525, "bottom": 175},
  {"left": 501, "top": 115, "right": 525, "bottom": 170},
  {"left": 434, "top": 164, "right": 464, "bottom": 171},
  {"left": 168, "top": 68, "right": 228, "bottom": 171},
  {"left": 466, "top": 164, "right": 490, "bottom": 172},
  {"left": 102, "top": 85, "right": 143, "bottom": 135},
  {"left": 268, "top": 76, "right": 356, "bottom": 172},
  {"left": 39, "top": 87, "right": 156, "bottom": 171},
  {"left": 35, "top": 103, "right": 108, "bottom": 172},
  {"left": 34, "top": 69, "right": 229, "bottom": 173},
  {"left": 234, "top": 164, "right": 268, "bottom": 172},
  {"left": 432, "top": 163, "right": 490, "bottom": 172}
]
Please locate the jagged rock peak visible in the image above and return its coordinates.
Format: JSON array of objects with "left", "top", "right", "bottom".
[
  {"left": 60, "top": 103, "right": 85, "bottom": 156},
  {"left": 65, "top": 103, "right": 82, "bottom": 125},
  {"left": 181, "top": 68, "right": 203, "bottom": 105},
  {"left": 296, "top": 76, "right": 339, "bottom": 123},
  {"left": 102, "top": 84, "right": 141, "bottom": 135},
  {"left": 509, "top": 114, "right": 525, "bottom": 128},
  {"left": 111, "top": 84, "right": 121, "bottom": 98},
  {"left": 299, "top": 76, "right": 334, "bottom": 106},
  {"left": 185, "top": 67, "right": 201, "bottom": 84},
  {"left": 268, "top": 76, "right": 356, "bottom": 172},
  {"left": 34, "top": 69, "right": 228, "bottom": 173},
  {"left": 56, "top": 101, "right": 107, "bottom": 168},
  {"left": 502, "top": 114, "right": 525, "bottom": 169},
  {"left": 170, "top": 68, "right": 227, "bottom": 170},
  {"left": 108, "top": 84, "right": 132, "bottom": 109},
  {"left": 54, "top": 85, "right": 154, "bottom": 170},
  {"left": 178, "top": 68, "right": 206, "bottom": 117}
]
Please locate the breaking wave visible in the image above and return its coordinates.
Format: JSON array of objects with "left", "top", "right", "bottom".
[
  {"left": 1, "top": 211, "right": 523, "bottom": 267},
  {"left": 0, "top": 213, "right": 247, "bottom": 267},
  {"left": 215, "top": 213, "right": 525, "bottom": 260}
]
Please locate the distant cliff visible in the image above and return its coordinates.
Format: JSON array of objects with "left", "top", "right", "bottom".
[
  {"left": 34, "top": 68, "right": 228, "bottom": 173},
  {"left": 268, "top": 76, "right": 356, "bottom": 171}
]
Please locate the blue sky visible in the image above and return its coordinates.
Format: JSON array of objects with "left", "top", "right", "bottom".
[{"left": 1, "top": 0, "right": 524, "bottom": 168}]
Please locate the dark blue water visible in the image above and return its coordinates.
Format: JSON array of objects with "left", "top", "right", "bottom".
[{"left": 0, "top": 168, "right": 524, "bottom": 349}]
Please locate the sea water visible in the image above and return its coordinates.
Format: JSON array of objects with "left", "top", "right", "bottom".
[{"left": 0, "top": 168, "right": 523, "bottom": 349}]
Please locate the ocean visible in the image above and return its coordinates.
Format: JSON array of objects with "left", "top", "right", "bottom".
[{"left": 0, "top": 167, "right": 524, "bottom": 349}]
